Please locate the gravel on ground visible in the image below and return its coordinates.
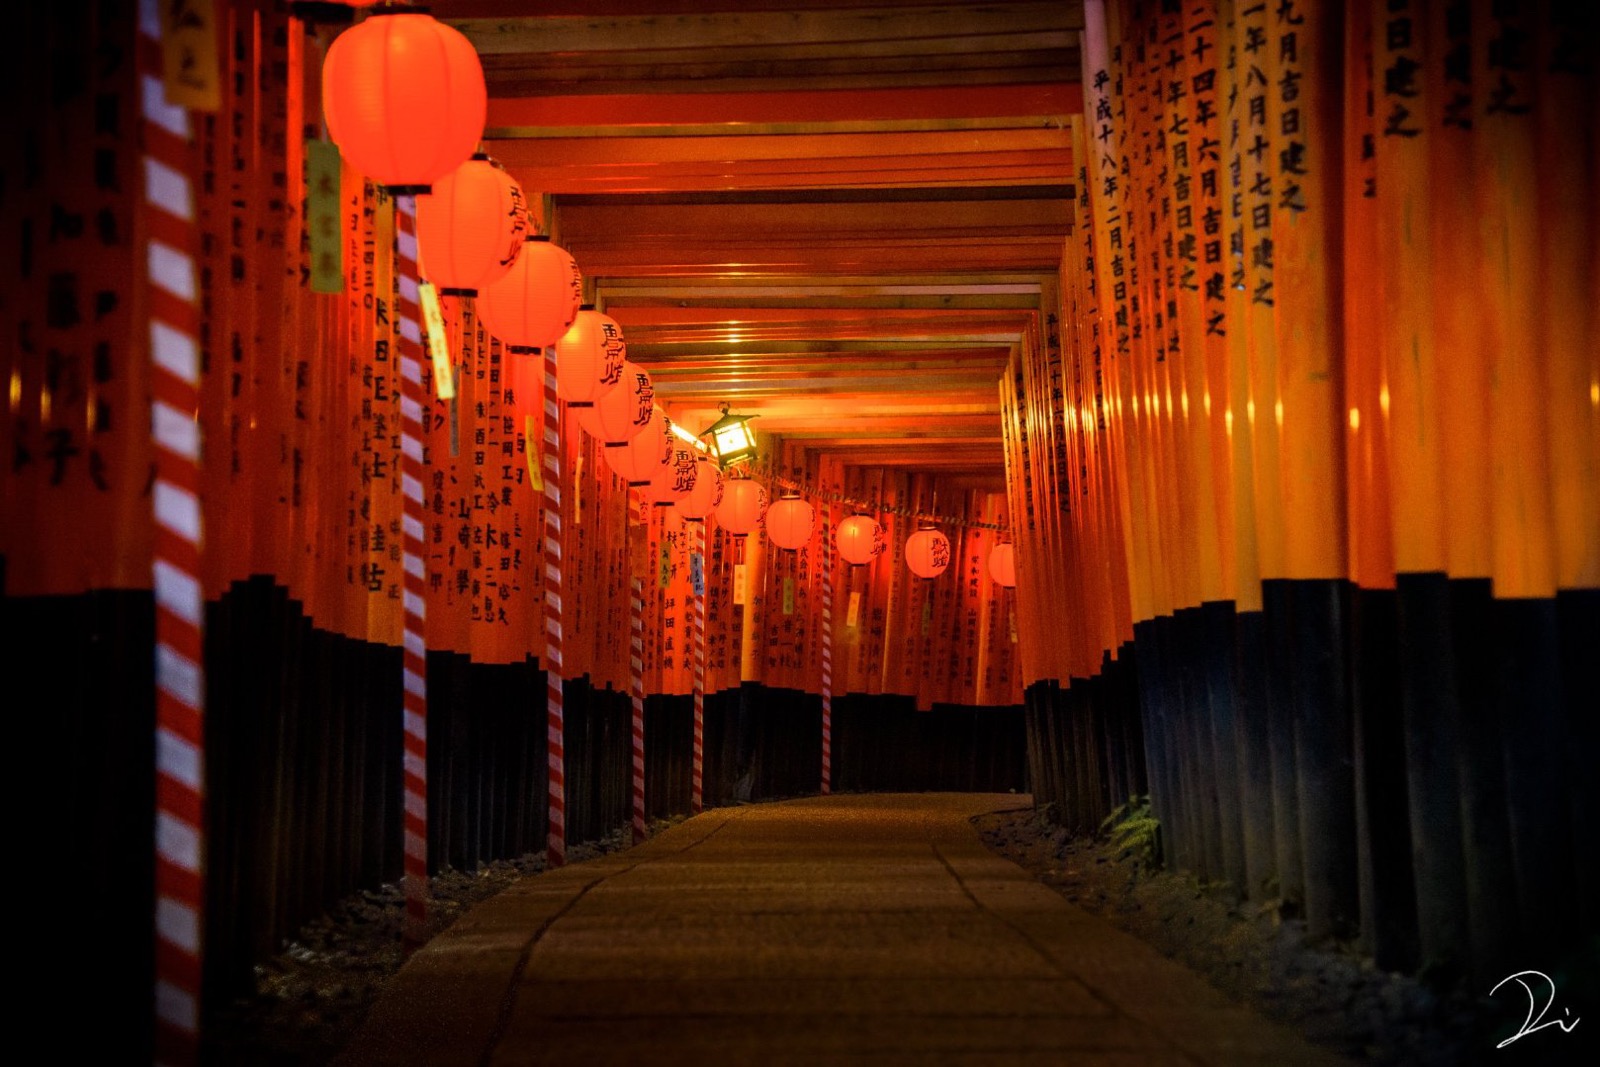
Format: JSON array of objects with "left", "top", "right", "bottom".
[
  {"left": 204, "top": 820, "right": 679, "bottom": 1066},
  {"left": 972, "top": 805, "right": 1587, "bottom": 1067}
]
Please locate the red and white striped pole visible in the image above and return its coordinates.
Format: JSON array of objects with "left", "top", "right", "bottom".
[
  {"left": 630, "top": 492, "right": 648, "bottom": 843},
  {"left": 394, "top": 199, "right": 430, "bottom": 945},
  {"left": 141, "top": 7, "right": 205, "bottom": 1061},
  {"left": 691, "top": 520, "right": 706, "bottom": 814},
  {"left": 820, "top": 504, "right": 833, "bottom": 794},
  {"left": 543, "top": 346, "right": 567, "bottom": 867}
]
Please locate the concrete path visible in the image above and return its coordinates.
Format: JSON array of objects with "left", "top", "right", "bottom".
[{"left": 337, "top": 794, "right": 1350, "bottom": 1066}]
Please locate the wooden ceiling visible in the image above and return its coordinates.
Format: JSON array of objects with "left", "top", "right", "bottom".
[{"left": 439, "top": 1, "right": 1085, "bottom": 485}]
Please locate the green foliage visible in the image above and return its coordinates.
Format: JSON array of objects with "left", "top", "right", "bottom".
[{"left": 1098, "top": 794, "right": 1162, "bottom": 869}]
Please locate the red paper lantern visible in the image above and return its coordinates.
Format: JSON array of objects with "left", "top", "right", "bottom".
[
  {"left": 578, "top": 361, "right": 654, "bottom": 444},
  {"left": 835, "top": 515, "right": 882, "bottom": 566},
  {"left": 322, "top": 11, "right": 485, "bottom": 191},
  {"left": 555, "top": 307, "right": 625, "bottom": 407},
  {"left": 988, "top": 542, "right": 1017, "bottom": 588},
  {"left": 415, "top": 156, "right": 526, "bottom": 296},
  {"left": 905, "top": 527, "right": 951, "bottom": 579},
  {"left": 649, "top": 445, "right": 698, "bottom": 506},
  {"left": 602, "top": 408, "right": 672, "bottom": 486},
  {"left": 477, "top": 236, "right": 582, "bottom": 352},
  {"left": 717, "top": 478, "right": 767, "bottom": 537},
  {"left": 766, "top": 495, "right": 814, "bottom": 551},
  {"left": 678, "top": 456, "right": 723, "bottom": 521}
]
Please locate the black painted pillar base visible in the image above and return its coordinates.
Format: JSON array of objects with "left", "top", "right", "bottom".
[
  {"left": 1393, "top": 573, "right": 1468, "bottom": 980},
  {"left": 1351, "top": 582, "right": 1418, "bottom": 971},
  {"left": 1287, "top": 579, "right": 1360, "bottom": 943},
  {"left": 1261, "top": 580, "right": 1304, "bottom": 909},
  {"left": 1232, "top": 608, "right": 1278, "bottom": 902}
]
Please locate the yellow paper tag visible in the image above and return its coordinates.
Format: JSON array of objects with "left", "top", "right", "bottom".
[
  {"left": 733, "top": 563, "right": 747, "bottom": 605},
  {"left": 307, "top": 141, "right": 343, "bottom": 294},
  {"left": 159, "top": 0, "right": 221, "bottom": 112},
  {"left": 846, "top": 590, "right": 861, "bottom": 629},
  {"left": 525, "top": 415, "right": 543, "bottom": 491},
  {"left": 782, "top": 577, "right": 795, "bottom": 616},
  {"left": 417, "top": 282, "right": 455, "bottom": 401},
  {"left": 573, "top": 452, "right": 583, "bottom": 525}
]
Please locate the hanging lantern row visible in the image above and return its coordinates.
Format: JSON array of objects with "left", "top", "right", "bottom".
[
  {"left": 574, "top": 411, "right": 1011, "bottom": 581},
  {"left": 319, "top": 8, "right": 1008, "bottom": 581},
  {"left": 740, "top": 460, "right": 1012, "bottom": 533},
  {"left": 585, "top": 406, "right": 721, "bottom": 517},
  {"left": 647, "top": 466, "right": 1014, "bottom": 584}
]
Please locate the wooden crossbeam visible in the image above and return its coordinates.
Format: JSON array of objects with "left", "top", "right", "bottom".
[{"left": 448, "top": 3, "right": 1084, "bottom": 56}]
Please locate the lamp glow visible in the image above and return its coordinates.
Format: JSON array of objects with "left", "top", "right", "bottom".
[{"left": 699, "top": 403, "right": 758, "bottom": 467}]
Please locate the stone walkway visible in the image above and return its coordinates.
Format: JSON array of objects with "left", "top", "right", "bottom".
[{"left": 337, "top": 794, "right": 1351, "bottom": 1066}]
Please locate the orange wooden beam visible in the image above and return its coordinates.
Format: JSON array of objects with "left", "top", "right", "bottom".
[{"left": 487, "top": 84, "right": 1084, "bottom": 128}]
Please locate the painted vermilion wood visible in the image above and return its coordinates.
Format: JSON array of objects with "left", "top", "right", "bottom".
[
  {"left": 1271, "top": 0, "right": 1346, "bottom": 583},
  {"left": 1428, "top": 1, "right": 1490, "bottom": 584},
  {"left": 487, "top": 85, "right": 1086, "bottom": 130},
  {"left": 1533, "top": 7, "right": 1598, "bottom": 592},
  {"left": 1343, "top": 0, "right": 1394, "bottom": 593},
  {"left": 1376, "top": 0, "right": 1446, "bottom": 578}
]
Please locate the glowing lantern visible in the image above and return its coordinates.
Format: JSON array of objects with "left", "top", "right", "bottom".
[
  {"left": 650, "top": 445, "right": 698, "bottom": 506},
  {"left": 835, "top": 515, "right": 882, "bottom": 566},
  {"left": 988, "top": 542, "right": 1017, "bottom": 587},
  {"left": 698, "top": 403, "right": 759, "bottom": 468},
  {"left": 414, "top": 155, "right": 526, "bottom": 296},
  {"left": 905, "top": 527, "right": 951, "bottom": 579},
  {"left": 477, "top": 236, "right": 582, "bottom": 352},
  {"left": 717, "top": 478, "right": 767, "bottom": 537},
  {"left": 602, "top": 408, "right": 672, "bottom": 486},
  {"left": 322, "top": 10, "right": 486, "bottom": 192},
  {"left": 555, "top": 306, "right": 625, "bottom": 407},
  {"left": 766, "top": 495, "right": 814, "bottom": 551},
  {"left": 678, "top": 457, "right": 723, "bottom": 521},
  {"left": 577, "top": 361, "right": 654, "bottom": 444}
]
